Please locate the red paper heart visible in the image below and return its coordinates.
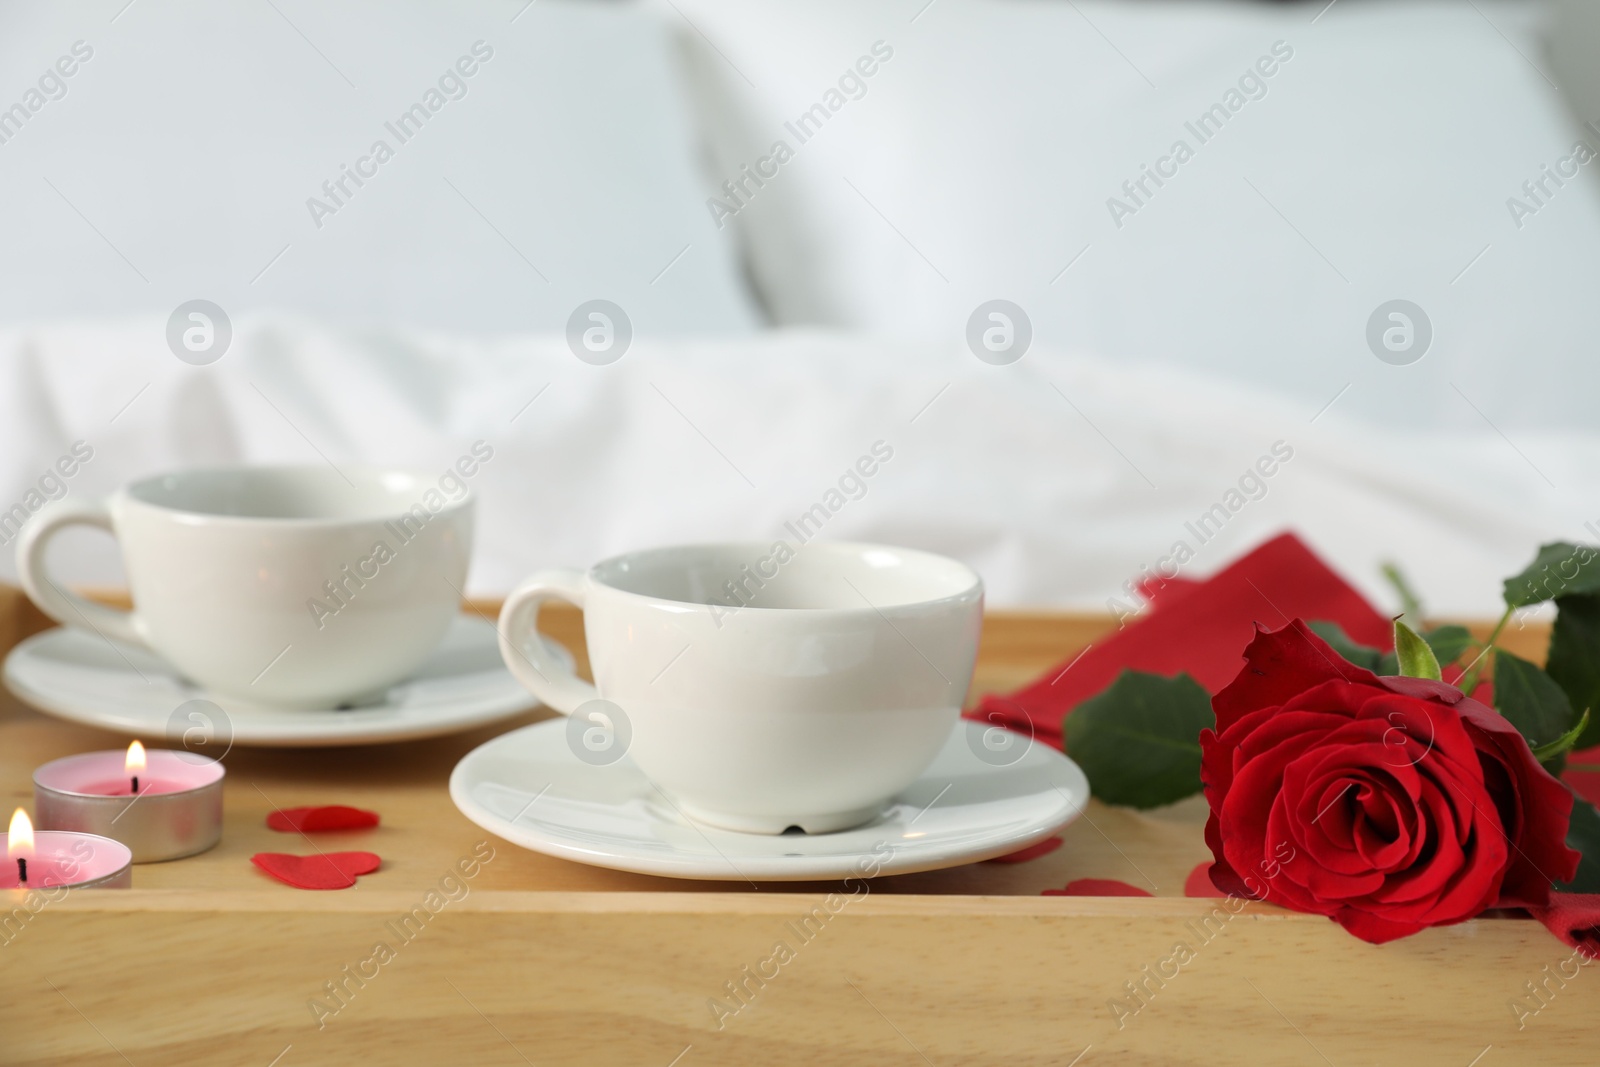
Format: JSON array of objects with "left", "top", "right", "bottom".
[
  {"left": 266, "top": 805, "right": 381, "bottom": 833},
  {"left": 1184, "top": 861, "right": 1225, "bottom": 898},
  {"left": 251, "top": 851, "right": 382, "bottom": 890},
  {"left": 1042, "top": 878, "right": 1152, "bottom": 897},
  {"left": 986, "top": 836, "right": 1062, "bottom": 864}
]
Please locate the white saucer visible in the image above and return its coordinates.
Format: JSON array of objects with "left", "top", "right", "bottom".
[
  {"left": 3, "top": 616, "right": 570, "bottom": 747},
  {"left": 449, "top": 718, "right": 1090, "bottom": 881}
]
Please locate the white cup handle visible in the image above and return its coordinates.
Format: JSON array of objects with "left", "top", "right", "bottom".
[
  {"left": 16, "top": 499, "right": 149, "bottom": 648},
  {"left": 497, "top": 568, "right": 597, "bottom": 715}
]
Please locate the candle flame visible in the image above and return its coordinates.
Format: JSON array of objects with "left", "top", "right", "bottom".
[
  {"left": 126, "top": 740, "right": 146, "bottom": 775},
  {"left": 7, "top": 808, "right": 33, "bottom": 858}
]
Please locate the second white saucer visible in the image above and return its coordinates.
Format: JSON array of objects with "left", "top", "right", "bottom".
[{"left": 450, "top": 718, "right": 1090, "bottom": 881}]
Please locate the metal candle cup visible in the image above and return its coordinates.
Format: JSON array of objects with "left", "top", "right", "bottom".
[{"left": 34, "top": 748, "right": 224, "bottom": 863}]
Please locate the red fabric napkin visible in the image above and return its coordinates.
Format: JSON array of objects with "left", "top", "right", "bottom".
[
  {"left": 968, "top": 532, "right": 1391, "bottom": 748},
  {"left": 266, "top": 805, "right": 381, "bottom": 833},
  {"left": 251, "top": 851, "right": 381, "bottom": 890}
]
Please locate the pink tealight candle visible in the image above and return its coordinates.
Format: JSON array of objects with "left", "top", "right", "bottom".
[
  {"left": 2, "top": 809, "right": 131, "bottom": 889},
  {"left": 75, "top": 741, "right": 192, "bottom": 797},
  {"left": 34, "top": 742, "right": 224, "bottom": 863}
]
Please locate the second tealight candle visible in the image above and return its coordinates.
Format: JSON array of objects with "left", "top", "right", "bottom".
[{"left": 34, "top": 743, "right": 224, "bottom": 862}]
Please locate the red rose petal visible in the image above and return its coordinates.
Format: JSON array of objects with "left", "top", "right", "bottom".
[
  {"left": 1456, "top": 701, "right": 1581, "bottom": 907},
  {"left": 266, "top": 805, "right": 380, "bottom": 833},
  {"left": 252, "top": 851, "right": 382, "bottom": 890},
  {"left": 1042, "top": 878, "right": 1152, "bottom": 897},
  {"left": 986, "top": 837, "right": 1062, "bottom": 864},
  {"left": 1184, "top": 862, "right": 1225, "bottom": 898},
  {"left": 1211, "top": 621, "right": 1380, "bottom": 732},
  {"left": 1330, "top": 905, "right": 1428, "bottom": 945}
]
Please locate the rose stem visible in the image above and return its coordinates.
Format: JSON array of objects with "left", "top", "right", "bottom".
[{"left": 1459, "top": 604, "right": 1515, "bottom": 695}]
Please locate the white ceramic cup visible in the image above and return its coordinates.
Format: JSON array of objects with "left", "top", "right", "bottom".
[
  {"left": 497, "top": 541, "right": 984, "bottom": 834},
  {"left": 17, "top": 466, "right": 473, "bottom": 708}
]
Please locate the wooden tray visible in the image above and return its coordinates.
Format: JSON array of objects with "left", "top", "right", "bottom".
[{"left": 0, "top": 588, "right": 1589, "bottom": 1065}]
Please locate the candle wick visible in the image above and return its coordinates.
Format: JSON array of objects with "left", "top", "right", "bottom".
[
  {"left": 131, "top": 775, "right": 139, "bottom": 795},
  {"left": 16, "top": 857, "right": 25, "bottom": 885}
]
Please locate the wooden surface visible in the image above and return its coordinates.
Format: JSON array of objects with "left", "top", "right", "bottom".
[{"left": 1, "top": 587, "right": 1592, "bottom": 1066}]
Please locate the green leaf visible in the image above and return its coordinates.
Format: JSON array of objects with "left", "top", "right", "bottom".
[
  {"left": 1556, "top": 792, "right": 1600, "bottom": 894},
  {"left": 1531, "top": 709, "right": 1590, "bottom": 765},
  {"left": 1493, "top": 651, "right": 1577, "bottom": 754},
  {"left": 1308, "top": 620, "right": 1472, "bottom": 677},
  {"left": 1544, "top": 593, "right": 1600, "bottom": 751},
  {"left": 1503, "top": 542, "right": 1600, "bottom": 607},
  {"left": 1394, "top": 619, "right": 1442, "bottom": 681},
  {"left": 1420, "top": 625, "right": 1474, "bottom": 670},
  {"left": 1065, "top": 670, "right": 1211, "bottom": 810},
  {"left": 1307, "top": 621, "right": 1384, "bottom": 673}
]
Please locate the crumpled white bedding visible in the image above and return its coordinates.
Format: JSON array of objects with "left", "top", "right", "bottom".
[{"left": 0, "top": 316, "right": 1589, "bottom": 618}]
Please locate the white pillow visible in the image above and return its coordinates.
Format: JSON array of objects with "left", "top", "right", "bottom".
[
  {"left": 664, "top": 0, "right": 1600, "bottom": 431},
  {"left": 0, "top": 0, "right": 759, "bottom": 335}
]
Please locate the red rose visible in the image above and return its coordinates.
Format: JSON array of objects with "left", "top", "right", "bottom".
[{"left": 1202, "top": 620, "right": 1579, "bottom": 944}]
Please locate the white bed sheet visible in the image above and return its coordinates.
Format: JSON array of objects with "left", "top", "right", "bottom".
[{"left": 0, "top": 317, "right": 1589, "bottom": 619}]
